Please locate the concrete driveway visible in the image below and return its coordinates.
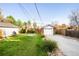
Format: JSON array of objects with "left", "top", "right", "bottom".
[{"left": 45, "top": 34, "right": 79, "bottom": 56}]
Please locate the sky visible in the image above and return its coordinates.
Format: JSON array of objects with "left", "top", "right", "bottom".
[{"left": 0, "top": 3, "right": 79, "bottom": 25}]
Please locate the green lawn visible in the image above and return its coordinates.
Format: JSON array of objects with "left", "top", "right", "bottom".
[{"left": 0, "top": 34, "right": 47, "bottom": 56}]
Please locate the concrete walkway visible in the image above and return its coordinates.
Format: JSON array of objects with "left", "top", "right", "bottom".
[{"left": 46, "top": 34, "right": 79, "bottom": 56}]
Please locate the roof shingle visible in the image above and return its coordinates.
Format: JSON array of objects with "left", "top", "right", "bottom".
[{"left": 0, "top": 22, "right": 17, "bottom": 28}]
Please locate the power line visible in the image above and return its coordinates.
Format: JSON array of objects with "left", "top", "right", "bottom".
[
  {"left": 18, "top": 3, "right": 33, "bottom": 20},
  {"left": 34, "top": 3, "right": 43, "bottom": 24},
  {"left": 18, "top": 3, "right": 43, "bottom": 25}
]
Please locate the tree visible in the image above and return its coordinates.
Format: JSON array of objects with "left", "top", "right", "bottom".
[
  {"left": 16, "top": 19, "right": 23, "bottom": 27},
  {"left": 0, "top": 8, "right": 2, "bottom": 15},
  {"left": 6, "top": 16, "right": 16, "bottom": 24},
  {"left": 33, "top": 22, "right": 37, "bottom": 29},
  {"left": 69, "top": 9, "right": 79, "bottom": 26},
  {"left": 23, "top": 22, "right": 27, "bottom": 29},
  {"left": 21, "top": 22, "right": 27, "bottom": 30},
  {"left": 19, "top": 21, "right": 27, "bottom": 33},
  {"left": 27, "top": 20, "right": 31, "bottom": 26},
  {"left": 0, "top": 8, "right": 4, "bottom": 20},
  {"left": 27, "top": 20, "right": 32, "bottom": 29}
]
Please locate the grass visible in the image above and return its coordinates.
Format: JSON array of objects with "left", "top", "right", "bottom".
[{"left": 0, "top": 34, "right": 47, "bottom": 56}]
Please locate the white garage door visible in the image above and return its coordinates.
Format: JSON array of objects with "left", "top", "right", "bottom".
[{"left": 44, "top": 28, "right": 53, "bottom": 35}]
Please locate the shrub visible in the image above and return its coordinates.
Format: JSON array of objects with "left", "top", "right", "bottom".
[
  {"left": 38, "top": 34, "right": 45, "bottom": 38},
  {"left": 40, "top": 34, "right": 45, "bottom": 38},
  {"left": 19, "top": 28, "right": 26, "bottom": 33},
  {"left": 27, "top": 29, "right": 36, "bottom": 33},
  {"left": 35, "top": 28, "right": 43, "bottom": 35},
  {"left": 36, "top": 40, "right": 58, "bottom": 52}
]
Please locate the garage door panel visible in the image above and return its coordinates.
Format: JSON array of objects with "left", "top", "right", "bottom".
[{"left": 44, "top": 29, "right": 53, "bottom": 35}]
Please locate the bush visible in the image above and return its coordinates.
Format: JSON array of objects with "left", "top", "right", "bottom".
[
  {"left": 19, "top": 28, "right": 26, "bottom": 33},
  {"left": 40, "top": 35, "right": 45, "bottom": 38},
  {"left": 36, "top": 40, "right": 58, "bottom": 52},
  {"left": 38, "top": 34, "right": 45, "bottom": 38},
  {"left": 27, "top": 29, "right": 36, "bottom": 33}
]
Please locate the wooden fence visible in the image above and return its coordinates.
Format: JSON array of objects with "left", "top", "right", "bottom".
[
  {"left": 54, "top": 28, "right": 79, "bottom": 38},
  {"left": 65, "top": 30, "right": 79, "bottom": 38}
]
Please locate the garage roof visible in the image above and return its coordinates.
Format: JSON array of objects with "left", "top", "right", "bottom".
[
  {"left": 0, "top": 22, "right": 17, "bottom": 28},
  {"left": 42, "top": 24, "right": 53, "bottom": 29}
]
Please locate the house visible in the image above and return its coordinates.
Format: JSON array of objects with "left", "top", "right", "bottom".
[
  {"left": 42, "top": 24, "right": 54, "bottom": 36},
  {"left": 0, "top": 22, "right": 19, "bottom": 38}
]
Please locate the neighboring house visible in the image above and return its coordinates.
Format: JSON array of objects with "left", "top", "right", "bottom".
[{"left": 0, "top": 22, "right": 19, "bottom": 38}]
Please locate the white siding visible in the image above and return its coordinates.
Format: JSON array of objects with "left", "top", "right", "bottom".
[{"left": 0, "top": 27, "right": 19, "bottom": 37}]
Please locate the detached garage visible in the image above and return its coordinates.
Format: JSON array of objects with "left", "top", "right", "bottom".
[
  {"left": 43, "top": 25, "right": 54, "bottom": 36},
  {"left": 0, "top": 22, "right": 19, "bottom": 38}
]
